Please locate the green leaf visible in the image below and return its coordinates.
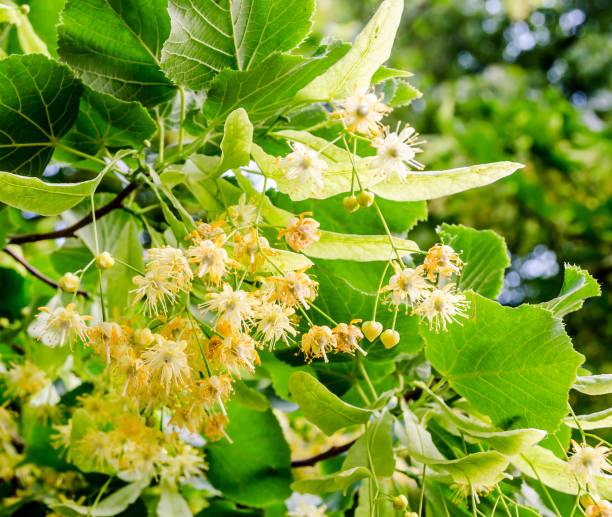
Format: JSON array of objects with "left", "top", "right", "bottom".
[
  {"left": 50, "top": 482, "right": 147, "bottom": 517},
  {"left": 343, "top": 412, "right": 394, "bottom": 478},
  {"left": 62, "top": 86, "right": 156, "bottom": 155},
  {"left": 214, "top": 108, "right": 253, "bottom": 175},
  {"left": 57, "top": 0, "right": 175, "bottom": 106},
  {"left": 161, "top": 0, "right": 315, "bottom": 89},
  {"left": 0, "top": 54, "right": 82, "bottom": 176},
  {"left": 565, "top": 408, "right": 612, "bottom": 430},
  {"left": 0, "top": 169, "right": 105, "bottom": 216},
  {"left": 418, "top": 383, "right": 546, "bottom": 456},
  {"left": 538, "top": 264, "right": 600, "bottom": 318},
  {"left": 423, "top": 292, "right": 584, "bottom": 432},
  {"left": 511, "top": 446, "right": 612, "bottom": 498},
  {"left": 438, "top": 224, "right": 509, "bottom": 299},
  {"left": 202, "top": 47, "right": 347, "bottom": 124},
  {"left": 157, "top": 480, "right": 192, "bottom": 517},
  {"left": 206, "top": 402, "right": 292, "bottom": 507},
  {"left": 296, "top": 0, "right": 404, "bottom": 101},
  {"left": 232, "top": 381, "right": 270, "bottom": 412},
  {"left": 288, "top": 372, "right": 372, "bottom": 435},
  {"left": 397, "top": 410, "right": 509, "bottom": 486},
  {"left": 291, "top": 466, "right": 371, "bottom": 495},
  {"left": 573, "top": 374, "right": 612, "bottom": 395},
  {"left": 381, "top": 78, "right": 422, "bottom": 108},
  {"left": 370, "top": 162, "right": 524, "bottom": 201}
]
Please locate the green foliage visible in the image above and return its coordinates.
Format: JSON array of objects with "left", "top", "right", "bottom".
[
  {"left": 423, "top": 292, "right": 584, "bottom": 432},
  {"left": 0, "top": 54, "right": 81, "bottom": 175},
  {"left": 289, "top": 372, "right": 372, "bottom": 435},
  {"left": 162, "top": 0, "right": 315, "bottom": 89},
  {"left": 205, "top": 403, "right": 293, "bottom": 507},
  {"left": 0, "top": 0, "right": 605, "bottom": 515},
  {"left": 438, "top": 223, "right": 510, "bottom": 299},
  {"left": 57, "top": 0, "right": 175, "bottom": 106}
]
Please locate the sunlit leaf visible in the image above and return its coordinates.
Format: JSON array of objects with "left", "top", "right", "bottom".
[
  {"left": 289, "top": 372, "right": 372, "bottom": 435},
  {"left": 57, "top": 0, "right": 175, "bottom": 106},
  {"left": 423, "top": 292, "right": 583, "bottom": 432},
  {"left": 296, "top": 0, "right": 404, "bottom": 101},
  {"left": 162, "top": 0, "right": 315, "bottom": 89}
]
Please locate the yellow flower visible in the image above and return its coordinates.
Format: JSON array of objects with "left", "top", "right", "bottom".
[
  {"left": 586, "top": 499, "right": 612, "bottom": 517},
  {"left": 278, "top": 213, "right": 321, "bottom": 252},
  {"left": 75, "top": 429, "right": 118, "bottom": 471},
  {"left": 254, "top": 303, "right": 297, "bottom": 348},
  {"left": 279, "top": 142, "right": 328, "bottom": 194},
  {"left": 95, "top": 251, "right": 115, "bottom": 269},
  {"left": 333, "top": 321, "right": 366, "bottom": 356},
  {"left": 197, "top": 374, "right": 233, "bottom": 414},
  {"left": 383, "top": 262, "right": 431, "bottom": 309},
  {"left": 5, "top": 361, "right": 47, "bottom": 398},
  {"left": 29, "top": 304, "right": 92, "bottom": 348},
  {"left": 420, "top": 244, "right": 464, "bottom": 281},
  {"left": 142, "top": 335, "right": 191, "bottom": 391},
  {"left": 272, "top": 269, "right": 318, "bottom": 309},
  {"left": 568, "top": 440, "right": 612, "bottom": 489},
  {"left": 228, "top": 194, "right": 259, "bottom": 227},
  {"left": 187, "top": 220, "right": 225, "bottom": 242},
  {"left": 333, "top": 86, "right": 391, "bottom": 136},
  {"left": 59, "top": 272, "right": 80, "bottom": 293},
  {"left": 131, "top": 270, "right": 178, "bottom": 316},
  {"left": 233, "top": 228, "right": 272, "bottom": 271},
  {"left": 203, "top": 283, "right": 255, "bottom": 331},
  {"left": 207, "top": 332, "right": 259, "bottom": 376},
  {"left": 147, "top": 246, "right": 193, "bottom": 290},
  {"left": 160, "top": 442, "right": 206, "bottom": 484},
  {"left": 301, "top": 325, "right": 337, "bottom": 363},
  {"left": 203, "top": 413, "right": 231, "bottom": 442},
  {"left": 372, "top": 125, "right": 425, "bottom": 181},
  {"left": 412, "top": 284, "right": 469, "bottom": 332},
  {"left": 88, "top": 321, "right": 129, "bottom": 364},
  {"left": 187, "top": 237, "right": 228, "bottom": 285}
]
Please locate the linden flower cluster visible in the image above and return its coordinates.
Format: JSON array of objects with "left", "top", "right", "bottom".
[
  {"left": 52, "top": 396, "right": 205, "bottom": 483},
  {"left": 277, "top": 84, "right": 425, "bottom": 198},
  {"left": 378, "top": 244, "right": 469, "bottom": 334}
]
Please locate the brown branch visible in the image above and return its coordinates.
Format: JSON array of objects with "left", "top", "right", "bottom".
[
  {"left": 291, "top": 439, "right": 356, "bottom": 468},
  {"left": 8, "top": 181, "right": 138, "bottom": 245},
  {"left": 2, "top": 247, "right": 90, "bottom": 298}
]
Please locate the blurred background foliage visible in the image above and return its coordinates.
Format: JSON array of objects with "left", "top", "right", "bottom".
[{"left": 313, "top": 0, "right": 612, "bottom": 378}]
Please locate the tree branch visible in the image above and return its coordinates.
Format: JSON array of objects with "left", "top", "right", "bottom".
[
  {"left": 290, "top": 439, "right": 356, "bottom": 468},
  {"left": 8, "top": 182, "right": 138, "bottom": 245},
  {"left": 2, "top": 247, "right": 90, "bottom": 298}
]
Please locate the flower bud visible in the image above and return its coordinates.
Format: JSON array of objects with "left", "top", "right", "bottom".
[
  {"left": 343, "top": 195, "right": 360, "bottom": 213},
  {"left": 19, "top": 4, "right": 30, "bottom": 14},
  {"left": 95, "top": 251, "right": 115, "bottom": 270},
  {"left": 393, "top": 495, "right": 408, "bottom": 510},
  {"left": 362, "top": 320, "right": 383, "bottom": 342},
  {"left": 59, "top": 272, "right": 80, "bottom": 293},
  {"left": 357, "top": 190, "right": 375, "bottom": 207},
  {"left": 381, "top": 329, "right": 400, "bottom": 349},
  {"left": 134, "top": 328, "right": 154, "bottom": 347}
]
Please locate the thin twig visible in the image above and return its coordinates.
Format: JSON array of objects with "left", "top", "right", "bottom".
[
  {"left": 7, "top": 182, "right": 138, "bottom": 245},
  {"left": 3, "top": 247, "right": 90, "bottom": 298},
  {"left": 291, "top": 440, "right": 356, "bottom": 468}
]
